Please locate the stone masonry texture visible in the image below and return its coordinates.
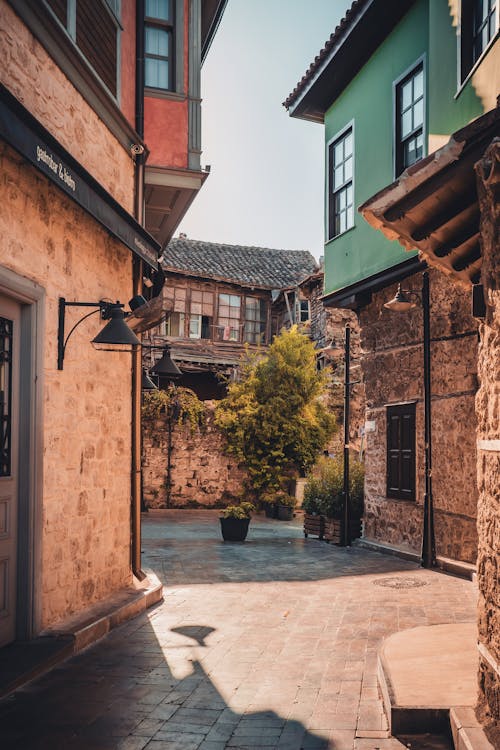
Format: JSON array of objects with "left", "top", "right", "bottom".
[
  {"left": 475, "top": 142, "right": 500, "bottom": 732},
  {"left": 142, "top": 405, "right": 248, "bottom": 509},
  {"left": 0, "top": 0, "right": 142, "bottom": 629},
  {"left": 360, "top": 267, "right": 479, "bottom": 563},
  {"left": 0, "top": 142, "right": 134, "bottom": 627},
  {"left": 0, "top": 0, "right": 135, "bottom": 212}
]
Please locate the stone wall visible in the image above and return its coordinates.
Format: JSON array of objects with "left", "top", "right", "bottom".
[
  {"left": 0, "top": 1, "right": 134, "bottom": 212},
  {"left": 305, "top": 277, "right": 365, "bottom": 452},
  {"left": 475, "top": 142, "right": 500, "bottom": 730},
  {"left": 0, "top": 142, "right": 134, "bottom": 628},
  {"left": 142, "top": 404, "right": 247, "bottom": 508},
  {"left": 360, "top": 267, "right": 479, "bottom": 562}
]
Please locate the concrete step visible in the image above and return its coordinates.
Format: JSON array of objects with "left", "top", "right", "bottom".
[{"left": 377, "top": 623, "right": 495, "bottom": 749}]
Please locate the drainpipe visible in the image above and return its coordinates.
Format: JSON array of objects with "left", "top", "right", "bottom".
[
  {"left": 421, "top": 271, "right": 436, "bottom": 568},
  {"left": 342, "top": 325, "right": 351, "bottom": 547},
  {"left": 131, "top": 0, "right": 146, "bottom": 579}
]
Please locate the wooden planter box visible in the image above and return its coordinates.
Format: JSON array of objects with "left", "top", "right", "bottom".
[
  {"left": 303, "top": 513, "right": 325, "bottom": 539},
  {"left": 324, "top": 518, "right": 362, "bottom": 545}
]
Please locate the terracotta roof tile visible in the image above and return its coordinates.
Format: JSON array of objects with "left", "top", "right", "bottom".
[{"left": 162, "top": 238, "right": 318, "bottom": 289}]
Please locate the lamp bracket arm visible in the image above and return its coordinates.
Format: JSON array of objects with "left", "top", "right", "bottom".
[{"left": 62, "top": 308, "right": 101, "bottom": 358}]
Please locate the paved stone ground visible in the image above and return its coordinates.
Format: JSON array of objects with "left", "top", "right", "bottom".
[{"left": 0, "top": 510, "right": 477, "bottom": 749}]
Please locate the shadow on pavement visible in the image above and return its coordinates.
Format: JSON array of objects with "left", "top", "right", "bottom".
[{"left": 0, "top": 618, "right": 335, "bottom": 749}]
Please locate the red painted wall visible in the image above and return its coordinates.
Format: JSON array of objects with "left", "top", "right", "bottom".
[
  {"left": 144, "top": 97, "right": 188, "bottom": 167},
  {"left": 143, "top": 0, "right": 190, "bottom": 167},
  {"left": 121, "top": 1, "right": 136, "bottom": 128}
]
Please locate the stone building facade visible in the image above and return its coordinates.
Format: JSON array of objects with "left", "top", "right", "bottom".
[
  {"left": 0, "top": 0, "right": 225, "bottom": 648},
  {"left": 360, "top": 269, "right": 479, "bottom": 562},
  {"left": 360, "top": 113, "right": 500, "bottom": 733},
  {"left": 474, "top": 142, "right": 500, "bottom": 735}
]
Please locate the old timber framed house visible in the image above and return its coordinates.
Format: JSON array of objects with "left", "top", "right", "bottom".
[{"left": 143, "top": 237, "right": 318, "bottom": 398}]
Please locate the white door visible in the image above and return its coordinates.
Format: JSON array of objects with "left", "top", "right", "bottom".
[{"left": 0, "top": 295, "right": 20, "bottom": 647}]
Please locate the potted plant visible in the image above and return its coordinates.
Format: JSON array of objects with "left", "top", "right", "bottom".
[
  {"left": 273, "top": 491, "right": 296, "bottom": 521},
  {"left": 260, "top": 491, "right": 278, "bottom": 519},
  {"left": 303, "top": 456, "right": 364, "bottom": 544},
  {"left": 302, "top": 478, "right": 325, "bottom": 539},
  {"left": 219, "top": 502, "right": 255, "bottom": 542}
]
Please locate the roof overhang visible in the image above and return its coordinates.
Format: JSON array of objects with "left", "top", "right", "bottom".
[
  {"left": 201, "top": 0, "right": 228, "bottom": 64},
  {"left": 322, "top": 256, "right": 426, "bottom": 310},
  {"left": 285, "top": 0, "right": 416, "bottom": 122},
  {"left": 360, "top": 107, "right": 500, "bottom": 289},
  {"left": 144, "top": 166, "right": 208, "bottom": 249}
]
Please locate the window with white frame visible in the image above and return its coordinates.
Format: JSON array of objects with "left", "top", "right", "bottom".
[
  {"left": 460, "top": 0, "right": 498, "bottom": 81},
  {"left": 328, "top": 127, "right": 354, "bottom": 240},
  {"left": 296, "top": 298, "right": 310, "bottom": 324},
  {"left": 395, "top": 63, "right": 424, "bottom": 177},
  {"left": 145, "top": 0, "right": 174, "bottom": 90}
]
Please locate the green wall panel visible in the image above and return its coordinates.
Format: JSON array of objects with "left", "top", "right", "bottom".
[{"left": 323, "top": 1, "right": 429, "bottom": 296}]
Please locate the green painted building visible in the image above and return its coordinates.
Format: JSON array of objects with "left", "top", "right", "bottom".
[
  {"left": 285, "top": 0, "right": 495, "bottom": 305},
  {"left": 284, "top": 0, "right": 499, "bottom": 566}
]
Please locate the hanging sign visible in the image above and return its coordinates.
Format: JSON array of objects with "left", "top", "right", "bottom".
[{"left": 0, "top": 85, "right": 159, "bottom": 269}]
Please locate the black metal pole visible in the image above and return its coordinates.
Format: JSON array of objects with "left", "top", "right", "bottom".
[
  {"left": 342, "top": 325, "right": 351, "bottom": 546},
  {"left": 421, "top": 271, "right": 436, "bottom": 567}
]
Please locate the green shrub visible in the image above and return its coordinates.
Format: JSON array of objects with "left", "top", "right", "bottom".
[
  {"left": 220, "top": 502, "right": 255, "bottom": 519},
  {"left": 215, "top": 326, "right": 337, "bottom": 498},
  {"left": 303, "top": 456, "right": 365, "bottom": 519},
  {"left": 142, "top": 386, "right": 206, "bottom": 434}
]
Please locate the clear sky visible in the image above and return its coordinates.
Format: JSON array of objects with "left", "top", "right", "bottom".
[{"left": 177, "top": 0, "right": 352, "bottom": 260}]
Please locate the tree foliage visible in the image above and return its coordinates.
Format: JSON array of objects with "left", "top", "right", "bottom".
[
  {"left": 142, "top": 386, "right": 206, "bottom": 434},
  {"left": 214, "top": 326, "right": 337, "bottom": 497}
]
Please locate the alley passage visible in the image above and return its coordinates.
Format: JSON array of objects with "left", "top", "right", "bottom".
[{"left": 1, "top": 511, "right": 476, "bottom": 749}]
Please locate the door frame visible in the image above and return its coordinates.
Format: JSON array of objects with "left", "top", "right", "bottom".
[{"left": 0, "top": 267, "right": 44, "bottom": 641}]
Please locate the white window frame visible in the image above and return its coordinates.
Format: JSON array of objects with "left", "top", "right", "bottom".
[
  {"left": 457, "top": 0, "right": 499, "bottom": 90},
  {"left": 326, "top": 120, "right": 355, "bottom": 242},
  {"left": 393, "top": 55, "right": 427, "bottom": 180}
]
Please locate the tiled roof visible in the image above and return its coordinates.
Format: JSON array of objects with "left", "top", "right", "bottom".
[
  {"left": 162, "top": 238, "right": 318, "bottom": 289},
  {"left": 283, "top": 0, "right": 367, "bottom": 110}
]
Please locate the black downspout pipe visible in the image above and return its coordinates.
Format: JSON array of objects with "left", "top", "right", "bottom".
[
  {"left": 131, "top": 0, "right": 146, "bottom": 579},
  {"left": 342, "top": 325, "right": 351, "bottom": 547},
  {"left": 421, "top": 271, "right": 436, "bottom": 568},
  {"left": 136, "top": 0, "right": 145, "bottom": 141}
]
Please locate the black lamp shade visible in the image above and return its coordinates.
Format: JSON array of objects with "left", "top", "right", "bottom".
[
  {"left": 150, "top": 347, "right": 182, "bottom": 380},
  {"left": 384, "top": 284, "right": 416, "bottom": 313},
  {"left": 91, "top": 307, "right": 141, "bottom": 350},
  {"left": 142, "top": 371, "right": 158, "bottom": 390}
]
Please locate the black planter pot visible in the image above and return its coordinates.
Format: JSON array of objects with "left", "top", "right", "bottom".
[
  {"left": 220, "top": 516, "right": 250, "bottom": 542},
  {"left": 277, "top": 504, "right": 294, "bottom": 521},
  {"left": 263, "top": 502, "right": 278, "bottom": 518}
]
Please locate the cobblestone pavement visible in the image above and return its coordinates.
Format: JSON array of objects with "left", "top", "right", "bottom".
[{"left": 0, "top": 511, "right": 476, "bottom": 749}]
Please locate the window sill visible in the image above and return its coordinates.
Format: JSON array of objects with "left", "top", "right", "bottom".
[
  {"left": 326, "top": 223, "right": 356, "bottom": 244},
  {"left": 145, "top": 87, "right": 186, "bottom": 102}
]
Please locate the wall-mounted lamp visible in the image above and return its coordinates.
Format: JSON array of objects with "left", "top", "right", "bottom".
[
  {"left": 142, "top": 370, "right": 158, "bottom": 390},
  {"left": 383, "top": 283, "right": 418, "bottom": 312},
  {"left": 58, "top": 297, "right": 140, "bottom": 370},
  {"left": 150, "top": 345, "right": 182, "bottom": 381}
]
